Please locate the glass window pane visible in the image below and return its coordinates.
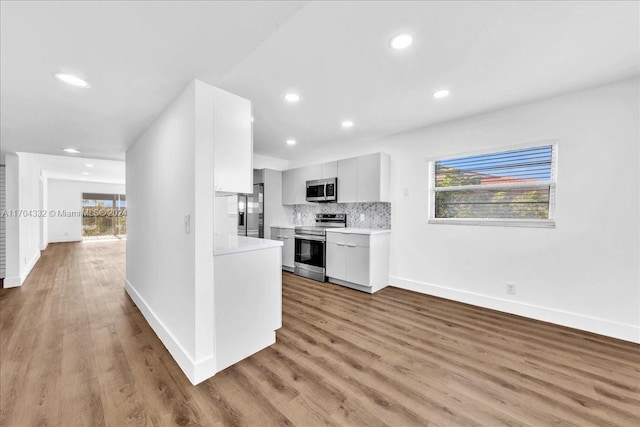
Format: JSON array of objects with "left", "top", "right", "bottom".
[{"left": 435, "top": 187, "right": 550, "bottom": 219}]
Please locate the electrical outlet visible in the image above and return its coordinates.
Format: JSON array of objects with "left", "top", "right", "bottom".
[
  {"left": 360, "top": 213, "right": 365, "bottom": 222},
  {"left": 297, "top": 212, "right": 301, "bottom": 220},
  {"left": 506, "top": 283, "right": 516, "bottom": 295}
]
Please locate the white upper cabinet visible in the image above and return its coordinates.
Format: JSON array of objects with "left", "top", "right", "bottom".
[
  {"left": 337, "top": 153, "right": 390, "bottom": 203},
  {"left": 337, "top": 157, "right": 358, "bottom": 203},
  {"left": 212, "top": 87, "right": 253, "bottom": 194},
  {"left": 282, "top": 168, "right": 299, "bottom": 205},
  {"left": 283, "top": 153, "right": 390, "bottom": 205},
  {"left": 282, "top": 164, "right": 322, "bottom": 205},
  {"left": 356, "top": 153, "right": 390, "bottom": 203},
  {"left": 300, "top": 164, "right": 322, "bottom": 184},
  {"left": 321, "top": 161, "right": 338, "bottom": 178}
]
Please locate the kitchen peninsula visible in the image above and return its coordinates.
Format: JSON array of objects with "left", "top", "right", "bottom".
[
  {"left": 213, "top": 234, "right": 283, "bottom": 372},
  {"left": 126, "top": 79, "right": 283, "bottom": 385}
]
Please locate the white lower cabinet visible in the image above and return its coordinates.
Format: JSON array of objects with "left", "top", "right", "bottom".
[
  {"left": 325, "top": 241, "right": 346, "bottom": 280},
  {"left": 326, "top": 231, "right": 390, "bottom": 293},
  {"left": 270, "top": 227, "right": 295, "bottom": 271}
]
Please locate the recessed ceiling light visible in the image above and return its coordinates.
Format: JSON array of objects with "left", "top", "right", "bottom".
[
  {"left": 82, "top": 172, "right": 90, "bottom": 175},
  {"left": 284, "top": 93, "right": 300, "bottom": 103},
  {"left": 85, "top": 163, "right": 94, "bottom": 168},
  {"left": 54, "top": 73, "right": 91, "bottom": 88},
  {"left": 286, "top": 139, "right": 296, "bottom": 146},
  {"left": 389, "top": 33, "right": 413, "bottom": 50},
  {"left": 433, "top": 89, "right": 450, "bottom": 99},
  {"left": 62, "top": 148, "right": 81, "bottom": 154},
  {"left": 341, "top": 120, "right": 354, "bottom": 128}
]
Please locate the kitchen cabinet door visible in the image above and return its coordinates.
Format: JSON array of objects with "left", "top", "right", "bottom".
[
  {"left": 345, "top": 245, "right": 370, "bottom": 286},
  {"left": 327, "top": 231, "right": 390, "bottom": 292},
  {"left": 212, "top": 87, "right": 253, "bottom": 193},
  {"left": 270, "top": 227, "right": 295, "bottom": 269},
  {"left": 325, "top": 241, "right": 346, "bottom": 280},
  {"left": 355, "top": 153, "right": 391, "bottom": 203},
  {"left": 356, "top": 153, "right": 378, "bottom": 202},
  {"left": 300, "top": 164, "right": 322, "bottom": 185},
  {"left": 321, "top": 161, "right": 338, "bottom": 178},
  {"left": 281, "top": 229, "right": 295, "bottom": 269},
  {"left": 337, "top": 157, "right": 358, "bottom": 203},
  {"left": 289, "top": 164, "right": 321, "bottom": 204},
  {"left": 281, "top": 169, "right": 297, "bottom": 205}
]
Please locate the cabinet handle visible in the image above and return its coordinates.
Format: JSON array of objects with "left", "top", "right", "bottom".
[
  {"left": 337, "top": 243, "right": 345, "bottom": 246},
  {"left": 347, "top": 244, "right": 356, "bottom": 248}
]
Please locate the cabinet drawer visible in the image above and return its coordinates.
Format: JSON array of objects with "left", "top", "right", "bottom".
[
  {"left": 326, "top": 232, "right": 370, "bottom": 248},
  {"left": 270, "top": 227, "right": 283, "bottom": 239},
  {"left": 281, "top": 228, "right": 295, "bottom": 238},
  {"left": 271, "top": 227, "right": 294, "bottom": 239}
]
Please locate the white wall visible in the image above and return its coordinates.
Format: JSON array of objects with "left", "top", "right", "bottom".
[
  {"left": 39, "top": 173, "right": 48, "bottom": 250},
  {"left": 3, "top": 153, "right": 47, "bottom": 287},
  {"left": 254, "top": 153, "right": 288, "bottom": 171},
  {"left": 214, "top": 194, "right": 238, "bottom": 236},
  {"left": 290, "top": 78, "right": 640, "bottom": 343},
  {"left": 126, "top": 80, "right": 216, "bottom": 384},
  {"left": 17, "top": 154, "right": 42, "bottom": 285},
  {"left": 47, "top": 179, "right": 126, "bottom": 243},
  {"left": 4, "top": 154, "right": 20, "bottom": 286}
]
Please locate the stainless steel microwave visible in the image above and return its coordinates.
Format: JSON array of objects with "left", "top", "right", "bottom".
[{"left": 306, "top": 178, "right": 337, "bottom": 202}]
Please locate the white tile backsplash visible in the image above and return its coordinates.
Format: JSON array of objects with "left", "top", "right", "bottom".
[{"left": 292, "top": 202, "right": 391, "bottom": 229}]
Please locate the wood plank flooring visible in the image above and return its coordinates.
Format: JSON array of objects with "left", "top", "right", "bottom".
[{"left": 1, "top": 241, "right": 639, "bottom": 426}]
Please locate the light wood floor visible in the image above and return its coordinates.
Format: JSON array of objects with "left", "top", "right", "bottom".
[{"left": 1, "top": 241, "right": 639, "bottom": 426}]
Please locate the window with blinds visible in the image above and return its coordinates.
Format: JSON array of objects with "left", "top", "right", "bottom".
[{"left": 429, "top": 144, "right": 557, "bottom": 227}]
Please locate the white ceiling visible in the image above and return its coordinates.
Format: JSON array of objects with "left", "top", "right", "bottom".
[
  {"left": 25, "top": 153, "right": 125, "bottom": 184},
  {"left": 1, "top": 1, "right": 638, "bottom": 162}
]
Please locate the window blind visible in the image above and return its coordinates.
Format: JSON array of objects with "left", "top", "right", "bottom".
[{"left": 432, "top": 145, "right": 555, "bottom": 221}]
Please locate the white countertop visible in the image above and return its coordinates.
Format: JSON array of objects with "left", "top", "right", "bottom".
[
  {"left": 326, "top": 228, "right": 391, "bottom": 235},
  {"left": 269, "top": 224, "right": 295, "bottom": 229},
  {"left": 215, "top": 234, "right": 283, "bottom": 256}
]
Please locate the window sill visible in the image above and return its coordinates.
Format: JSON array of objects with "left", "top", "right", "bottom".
[{"left": 428, "top": 218, "right": 556, "bottom": 228}]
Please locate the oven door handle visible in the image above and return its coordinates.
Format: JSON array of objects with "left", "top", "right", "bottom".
[{"left": 294, "top": 234, "right": 326, "bottom": 242}]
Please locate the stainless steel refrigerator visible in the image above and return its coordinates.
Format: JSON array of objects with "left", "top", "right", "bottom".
[{"left": 237, "top": 183, "right": 264, "bottom": 238}]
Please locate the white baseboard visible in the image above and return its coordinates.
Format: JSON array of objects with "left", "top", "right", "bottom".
[
  {"left": 3, "top": 276, "right": 22, "bottom": 288},
  {"left": 124, "top": 279, "right": 217, "bottom": 385},
  {"left": 22, "top": 250, "right": 41, "bottom": 282},
  {"left": 193, "top": 355, "right": 217, "bottom": 385},
  {"left": 49, "top": 236, "right": 82, "bottom": 243},
  {"left": 4, "top": 250, "right": 42, "bottom": 288},
  {"left": 390, "top": 276, "right": 640, "bottom": 344}
]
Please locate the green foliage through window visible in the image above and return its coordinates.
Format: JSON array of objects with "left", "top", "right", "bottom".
[{"left": 82, "top": 194, "right": 126, "bottom": 238}]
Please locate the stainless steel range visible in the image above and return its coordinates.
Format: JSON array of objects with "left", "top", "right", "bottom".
[{"left": 294, "top": 213, "right": 347, "bottom": 282}]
